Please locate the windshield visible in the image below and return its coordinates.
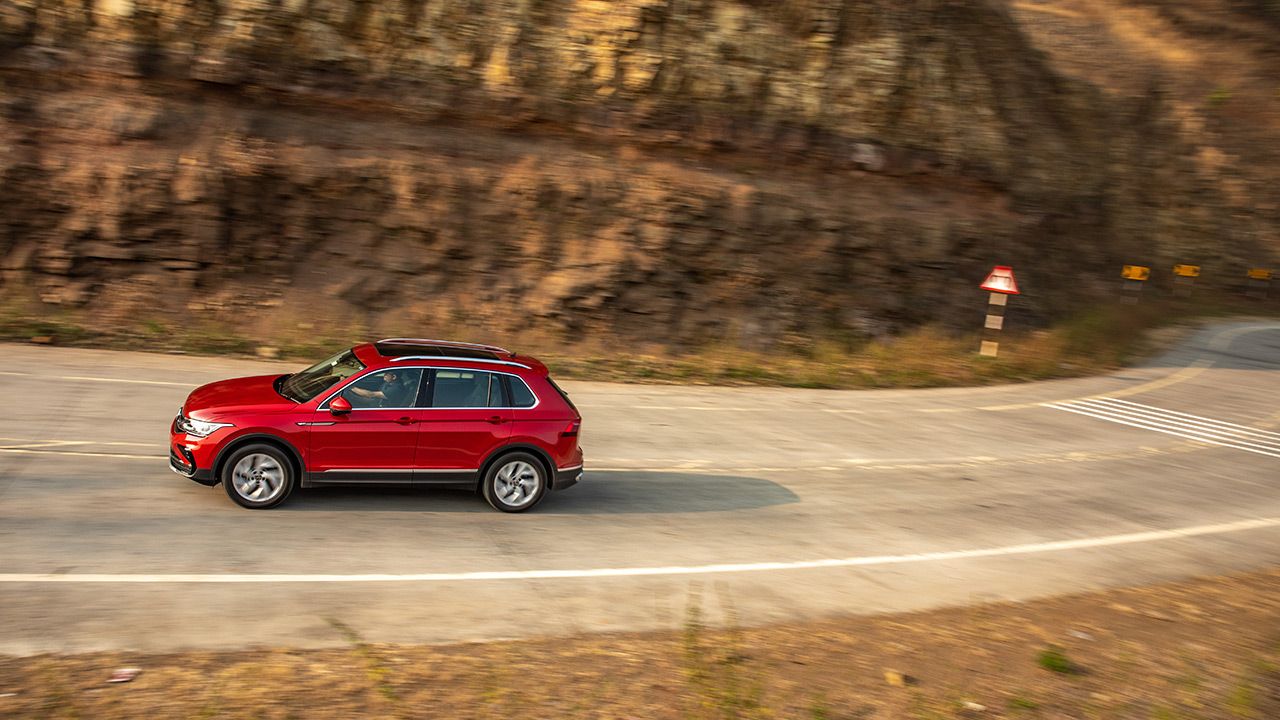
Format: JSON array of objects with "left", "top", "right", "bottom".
[{"left": 279, "top": 349, "right": 366, "bottom": 402}]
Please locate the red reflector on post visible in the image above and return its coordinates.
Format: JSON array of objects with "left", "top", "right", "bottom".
[{"left": 980, "top": 266, "right": 1020, "bottom": 295}]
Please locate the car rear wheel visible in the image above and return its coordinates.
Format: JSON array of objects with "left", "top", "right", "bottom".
[
  {"left": 222, "top": 444, "right": 295, "bottom": 510},
  {"left": 482, "top": 452, "right": 547, "bottom": 513}
]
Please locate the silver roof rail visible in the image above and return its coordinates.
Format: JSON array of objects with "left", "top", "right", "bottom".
[
  {"left": 389, "top": 355, "right": 530, "bottom": 369},
  {"left": 376, "top": 338, "right": 512, "bottom": 355}
]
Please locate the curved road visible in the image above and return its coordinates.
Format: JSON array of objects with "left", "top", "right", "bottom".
[{"left": 0, "top": 321, "right": 1278, "bottom": 654}]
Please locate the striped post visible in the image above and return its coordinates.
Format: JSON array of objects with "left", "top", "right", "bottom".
[
  {"left": 1121, "top": 265, "right": 1149, "bottom": 304},
  {"left": 980, "top": 292, "right": 1006, "bottom": 357}
]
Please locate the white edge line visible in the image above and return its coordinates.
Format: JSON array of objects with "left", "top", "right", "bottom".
[{"left": 2, "top": 516, "right": 1277, "bottom": 583}]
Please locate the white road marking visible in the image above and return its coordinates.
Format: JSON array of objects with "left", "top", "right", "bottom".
[
  {"left": 1047, "top": 398, "right": 1280, "bottom": 460},
  {"left": 1, "top": 516, "right": 1277, "bottom": 583},
  {"left": 0, "top": 438, "right": 156, "bottom": 447},
  {"left": 0, "top": 371, "right": 189, "bottom": 387},
  {"left": 623, "top": 405, "right": 864, "bottom": 414},
  {"left": 1096, "top": 398, "right": 1280, "bottom": 442},
  {"left": 0, "top": 440, "right": 1204, "bottom": 470},
  {"left": 0, "top": 441, "right": 90, "bottom": 450},
  {"left": 57, "top": 375, "right": 190, "bottom": 387},
  {"left": 0, "top": 448, "right": 165, "bottom": 460}
]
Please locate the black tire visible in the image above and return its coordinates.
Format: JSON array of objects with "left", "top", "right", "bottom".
[
  {"left": 482, "top": 452, "right": 548, "bottom": 513},
  {"left": 221, "top": 443, "right": 295, "bottom": 510}
]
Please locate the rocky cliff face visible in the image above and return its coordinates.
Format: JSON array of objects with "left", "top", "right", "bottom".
[{"left": 0, "top": 0, "right": 1263, "bottom": 349}]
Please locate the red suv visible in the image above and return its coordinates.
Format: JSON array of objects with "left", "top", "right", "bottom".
[{"left": 169, "top": 339, "right": 583, "bottom": 512}]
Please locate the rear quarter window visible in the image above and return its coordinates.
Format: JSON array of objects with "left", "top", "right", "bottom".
[{"left": 508, "top": 377, "right": 538, "bottom": 408}]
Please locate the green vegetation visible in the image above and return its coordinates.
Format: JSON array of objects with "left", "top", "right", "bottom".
[
  {"left": 1008, "top": 693, "right": 1040, "bottom": 711},
  {"left": 326, "top": 619, "right": 401, "bottom": 705},
  {"left": 681, "top": 591, "right": 768, "bottom": 720},
  {"left": 1037, "top": 646, "right": 1078, "bottom": 675}
]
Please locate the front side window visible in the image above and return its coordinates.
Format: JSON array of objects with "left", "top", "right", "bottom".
[
  {"left": 339, "top": 368, "right": 424, "bottom": 409},
  {"left": 280, "top": 349, "right": 366, "bottom": 402},
  {"left": 431, "top": 370, "right": 501, "bottom": 408}
]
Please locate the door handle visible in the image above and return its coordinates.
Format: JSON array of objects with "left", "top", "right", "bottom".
[
  {"left": 486, "top": 415, "right": 506, "bottom": 425},
  {"left": 394, "top": 416, "right": 417, "bottom": 425}
]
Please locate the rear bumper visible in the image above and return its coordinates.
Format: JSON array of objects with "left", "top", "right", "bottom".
[{"left": 553, "top": 464, "right": 583, "bottom": 491}]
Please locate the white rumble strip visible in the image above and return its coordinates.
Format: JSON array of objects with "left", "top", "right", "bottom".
[{"left": 1046, "top": 397, "right": 1280, "bottom": 460}]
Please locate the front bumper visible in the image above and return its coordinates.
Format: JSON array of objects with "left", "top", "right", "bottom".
[
  {"left": 170, "top": 413, "right": 219, "bottom": 486},
  {"left": 169, "top": 445, "right": 216, "bottom": 485}
]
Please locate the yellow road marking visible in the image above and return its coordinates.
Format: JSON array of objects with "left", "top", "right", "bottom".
[
  {"left": 982, "top": 323, "right": 1280, "bottom": 412},
  {"left": 1012, "top": 2, "right": 1084, "bottom": 19}
]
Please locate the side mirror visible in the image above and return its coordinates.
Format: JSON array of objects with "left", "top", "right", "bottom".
[{"left": 330, "top": 396, "right": 352, "bottom": 415}]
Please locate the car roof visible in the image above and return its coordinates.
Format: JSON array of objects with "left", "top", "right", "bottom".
[{"left": 351, "top": 342, "right": 548, "bottom": 376}]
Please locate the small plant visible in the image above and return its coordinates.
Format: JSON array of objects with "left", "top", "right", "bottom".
[
  {"left": 1037, "top": 645, "right": 1079, "bottom": 675},
  {"left": 680, "top": 588, "right": 768, "bottom": 719},
  {"left": 1208, "top": 86, "right": 1232, "bottom": 108},
  {"left": 1008, "top": 694, "right": 1040, "bottom": 710},
  {"left": 808, "top": 696, "right": 831, "bottom": 720},
  {"left": 1227, "top": 679, "right": 1257, "bottom": 717},
  {"left": 326, "top": 618, "right": 401, "bottom": 704}
]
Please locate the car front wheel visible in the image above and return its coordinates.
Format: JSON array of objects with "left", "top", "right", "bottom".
[
  {"left": 222, "top": 444, "right": 295, "bottom": 510},
  {"left": 482, "top": 452, "right": 547, "bottom": 513}
]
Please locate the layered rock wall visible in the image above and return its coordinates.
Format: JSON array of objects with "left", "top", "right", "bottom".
[{"left": 0, "top": 0, "right": 1258, "bottom": 346}]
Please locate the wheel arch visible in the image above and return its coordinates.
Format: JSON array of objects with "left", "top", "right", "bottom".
[
  {"left": 213, "top": 433, "right": 305, "bottom": 486},
  {"left": 478, "top": 443, "right": 555, "bottom": 491}
]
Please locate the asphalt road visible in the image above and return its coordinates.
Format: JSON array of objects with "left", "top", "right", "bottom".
[{"left": 1, "top": 321, "right": 1278, "bottom": 655}]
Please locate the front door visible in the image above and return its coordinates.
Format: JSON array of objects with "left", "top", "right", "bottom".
[
  {"left": 416, "top": 369, "right": 513, "bottom": 482},
  {"left": 306, "top": 368, "right": 426, "bottom": 482}
]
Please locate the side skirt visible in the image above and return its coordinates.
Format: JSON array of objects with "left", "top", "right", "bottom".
[{"left": 303, "top": 469, "right": 479, "bottom": 487}]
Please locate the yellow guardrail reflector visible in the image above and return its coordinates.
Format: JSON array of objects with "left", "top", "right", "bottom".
[
  {"left": 1173, "top": 264, "right": 1201, "bottom": 278},
  {"left": 1247, "top": 268, "right": 1273, "bottom": 281},
  {"left": 1121, "top": 265, "right": 1150, "bottom": 281}
]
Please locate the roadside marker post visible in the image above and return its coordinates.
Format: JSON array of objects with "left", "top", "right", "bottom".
[
  {"left": 1246, "top": 268, "right": 1272, "bottom": 300},
  {"left": 1121, "top": 265, "right": 1149, "bottom": 304},
  {"left": 1172, "top": 264, "right": 1200, "bottom": 297},
  {"left": 978, "top": 266, "right": 1019, "bottom": 357}
]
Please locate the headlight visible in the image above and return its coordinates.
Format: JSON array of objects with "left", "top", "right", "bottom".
[{"left": 177, "top": 413, "right": 234, "bottom": 438}]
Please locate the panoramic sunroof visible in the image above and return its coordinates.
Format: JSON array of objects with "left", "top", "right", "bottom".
[{"left": 374, "top": 343, "right": 502, "bottom": 360}]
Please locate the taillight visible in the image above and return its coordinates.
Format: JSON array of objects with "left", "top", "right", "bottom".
[{"left": 562, "top": 421, "right": 580, "bottom": 438}]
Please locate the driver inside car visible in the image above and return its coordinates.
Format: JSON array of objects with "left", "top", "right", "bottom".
[{"left": 347, "top": 371, "right": 416, "bottom": 408}]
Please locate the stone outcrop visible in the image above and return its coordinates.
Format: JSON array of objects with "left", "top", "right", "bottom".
[{"left": 0, "top": 0, "right": 1265, "bottom": 347}]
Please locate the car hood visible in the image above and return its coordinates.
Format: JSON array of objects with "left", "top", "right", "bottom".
[{"left": 183, "top": 374, "right": 297, "bottom": 419}]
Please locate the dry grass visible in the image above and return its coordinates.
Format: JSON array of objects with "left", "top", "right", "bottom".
[
  {"left": 0, "top": 292, "right": 1274, "bottom": 389},
  {"left": 1, "top": 568, "right": 1277, "bottom": 719}
]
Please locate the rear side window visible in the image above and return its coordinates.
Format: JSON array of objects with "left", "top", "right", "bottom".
[
  {"left": 431, "top": 370, "right": 495, "bottom": 408},
  {"left": 487, "top": 375, "right": 509, "bottom": 407}
]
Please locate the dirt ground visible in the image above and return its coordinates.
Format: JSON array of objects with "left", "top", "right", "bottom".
[{"left": 2, "top": 568, "right": 1277, "bottom": 719}]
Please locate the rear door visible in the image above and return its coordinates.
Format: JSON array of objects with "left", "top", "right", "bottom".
[
  {"left": 306, "top": 368, "right": 427, "bottom": 482},
  {"left": 415, "top": 369, "right": 512, "bottom": 483}
]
